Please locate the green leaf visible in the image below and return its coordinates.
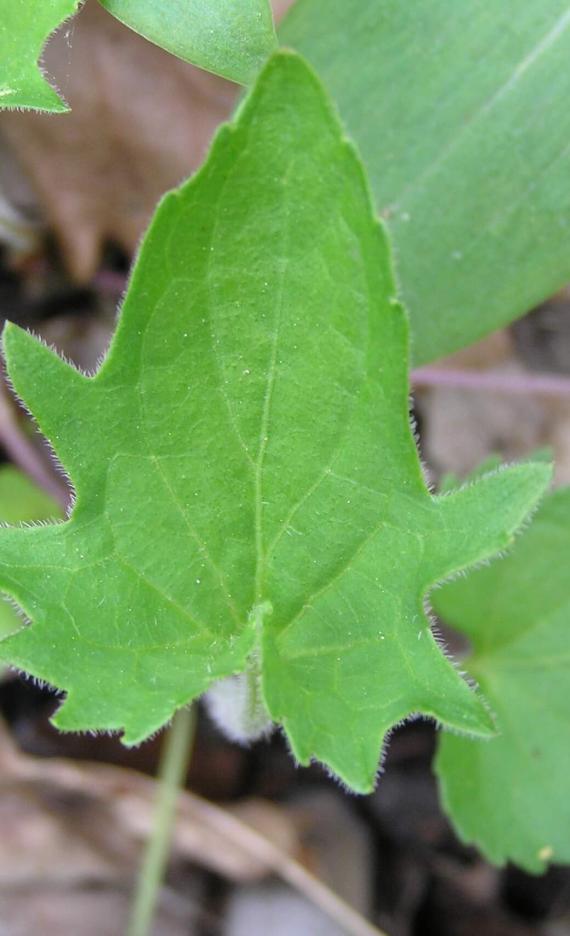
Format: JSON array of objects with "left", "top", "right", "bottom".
[
  {"left": 439, "top": 448, "right": 553, "bottom": 495},
  {"left": 281, "top": 1, "right": 570, "bottom": 364},
  {"left": 98, "top": 0, "right": 277, "bottom": 85},
  {"left": 0, "top": 51, "right": 550, "bottom": 792},
  {"left": 0, "top": 0, "right": 81, "bottom": 112},
  {"left": 433, "top": 487, "right": 570, "bottom": 871},
  {"left": 0, "top": 467, "right": 62, "bottom": 639}
]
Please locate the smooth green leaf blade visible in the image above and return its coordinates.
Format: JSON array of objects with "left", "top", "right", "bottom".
[
  {"left": 98, "top": 0, "right": 277, "bottom": 84},
  {"left": 0, "top": 51, "right": 551, "bottom": 791},
  {"left": 433, "top": 488, "right": 570, "bottom": 871},
  {"left": 0, "top": 467, "right": 62, "bottom": 639},
  {"left": 0, "top": 0, "right": 81, "bottom": 112},
  {"left": 281, "top": 1, "right": 570, "bottom": 364}
]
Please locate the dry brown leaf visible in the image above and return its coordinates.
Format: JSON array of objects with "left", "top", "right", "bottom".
[
  {"left": 0, "top": 888, "right": 196, "bottom": 936},
  {"left": 0, "top": 719, "right": 380, "bottom": 936},
  {"left": 224, "top": 792, "right": 373, "bottom": 936},
  {"left": 0, "top": 718, "right": 299, "bottom": 885},
  {"left": 0, "top": 0, "right": 294, "bottom": 281}
]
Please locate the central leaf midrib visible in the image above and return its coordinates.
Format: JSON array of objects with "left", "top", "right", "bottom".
[
  {"left": 254, "top": 263, "right": 289, "bottom": 605},
  {"left": 252, "top": 159, "right": 297, "bottom": 607}
]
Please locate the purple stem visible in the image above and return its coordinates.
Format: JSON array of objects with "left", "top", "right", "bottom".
[{"left": 411, "top": 366, "right": 570, "bottom": 397}]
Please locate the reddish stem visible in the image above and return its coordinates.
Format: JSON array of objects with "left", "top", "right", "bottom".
[{"left": 411, "top": 366, "right": 570, "bottom": 397}]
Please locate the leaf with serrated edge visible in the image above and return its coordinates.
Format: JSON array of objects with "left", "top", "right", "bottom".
[
  {"left": 434, "top": 487, "right": 570, "bottom": 871},
  {"left": 0, "top": 0, "right": 81, "bottom": 112},
  {"left": 98, "top": 0, "right": 277, "bottom": 85},
  {"left": 0, "top": 467, "right": 62, "bottom": 640},
  {"left": 0, "top": 52, "right": 551, "bottom": 792}
]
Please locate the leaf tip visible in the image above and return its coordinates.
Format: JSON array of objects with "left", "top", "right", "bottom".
[
  {"left": 1, "top": 320, "right": 39, "bottom": 368},
  {"left": 496, "top": 458, "right": 554, "bottom": 536}
]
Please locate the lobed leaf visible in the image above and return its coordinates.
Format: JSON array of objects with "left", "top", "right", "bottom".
[
  {"left": 281, "top": 0, "right": 570, "bottom": 364},
  {"left": 98, "top": 0, "right": 277, "bottom": 85},
  {"left": 1, "top": 0, "right": 276, "bottom": 114},
  {"left": 0, "top": 52, "right": 551, "bottom": 791},
  {"left": 0, "top": 467, "right": 62, "bottom": 640},
  {"left": 0, "top": 0, "right": 81, "bottom": 112},
  {"left": 434, "top": 487, "right": 570, "bottom": 871}
]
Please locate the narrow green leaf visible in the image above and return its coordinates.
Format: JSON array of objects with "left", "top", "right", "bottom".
[
  {"left": 439, "top": 448, "right": 552, "bottom": 494},
  {"left": 281, "top": 1, "right": 570, "bottom": 364},
  {"left": 0, "top": 467, "right": 62, "bottom": 639},
  {"left": 0, "top": 0, "right": 81, "bottom": 112},
  {"left": 433, "top": 487, "right": 570, "bottom": 871},
  {"left": 0, "top": 52, "right": 551, "bottom": 791},
  {"left": 98, "top": 0, "right": 277, "bottom": 85}
]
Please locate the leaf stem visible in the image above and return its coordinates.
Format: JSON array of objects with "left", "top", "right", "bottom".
[
  {"left": 411, "top": 366, "right": 570, "bottom": 397},
  {"left": 127, "top": 706, "right": 196, "bottom": 936}
]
